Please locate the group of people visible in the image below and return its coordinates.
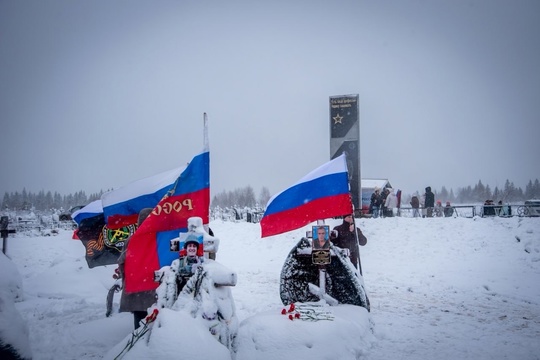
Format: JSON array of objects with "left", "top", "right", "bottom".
[
  {"left": 370, "top": 186, "right": 455, "bottom": 218},
  {"left": 483, "top": 199, "right": 511, "bottom": 216},
  {"left": 369, "top": 187, "right": 399, "bottom": 218},
  {"left": 410, "top": 186, "right": 454, "bottom": 218}
]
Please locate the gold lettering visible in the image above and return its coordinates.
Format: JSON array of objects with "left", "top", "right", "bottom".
[
  {"left": 152, "top": 198, "right": 195, "bottom": 216},
  {"left": 172, "top": 201, "right": 183, "bottom": 212},
  {"left": 163, "top": 202, "right": 173, "bottom": 214},
  {"left": 182, "top": 199, "right": 193, "bottom": 210}
]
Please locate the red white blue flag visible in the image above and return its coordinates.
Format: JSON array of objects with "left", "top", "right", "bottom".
[
  {"left": 101, "top": 167, "right": 183, "bottom": 229},
  {"left": 260, "top": 153, "right": 353, "bottom": 238},
  {"left": 124, "top": 149, "right": 210, "bottom": 293},
  {"left": 72, "top": 199, "right": 103, "bottom": 225}
]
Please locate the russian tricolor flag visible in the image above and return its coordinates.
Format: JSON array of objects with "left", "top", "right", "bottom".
[
  {"left": 101, "top": 167, "right": 183, "bottom": 229},
  {"left": 124, "top": 150, "right": 210, "bottom": 293},
  {"left": 260, "top": 153, "right": 353, "bottom": 238},
  {"left": 71, "top": 199, "right": 103, "bottom": 226}
]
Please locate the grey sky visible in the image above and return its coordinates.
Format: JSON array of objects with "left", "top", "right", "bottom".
[{"left": 1, "top": 0, "right": 538, "bottom": 201}]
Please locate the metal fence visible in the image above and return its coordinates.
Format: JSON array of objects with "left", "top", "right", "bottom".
[
  {"left": 370, "top": 203, "right": 538, "bottom": 218},
  {"left": 3, "top": 216, "right": 76, "bottom": 235}
]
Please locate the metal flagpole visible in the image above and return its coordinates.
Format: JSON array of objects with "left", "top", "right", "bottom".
[
  {"left": 351, "top": 209, "right": 363, "bottom": 276},
  {"left": 316, "top": 219, "right": 326, "bottom": 294},
  {"left": 342, "top": 151, "right": 363, "bottom": 276},
  {"left": 203, "top": 112, "right": 209, "bottom": 151}
]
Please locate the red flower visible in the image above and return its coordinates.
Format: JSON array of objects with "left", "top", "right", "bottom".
[
  {"left": 288, "top": 314, "right": 294, "bottom": 320},
  {"left": 288, "top": 303, "right": 295, "bottom": 312},
  {"left": 295, "top": 313, "right": 300, "bottom": 319},
  {"left": 281, "top": 308, "right": 287, "bottom": 315},
  {"left": 145, "top": 308, "right": 159, "bottom": 323}
]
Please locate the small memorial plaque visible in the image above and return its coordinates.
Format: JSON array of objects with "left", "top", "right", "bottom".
[{"left": 312, "top": 250, "right": 331, "bottom": 265}]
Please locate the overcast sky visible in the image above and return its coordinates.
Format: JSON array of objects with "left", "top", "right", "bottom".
[{"left": 1, "top": 0, "right": 538, "bottom": 201}]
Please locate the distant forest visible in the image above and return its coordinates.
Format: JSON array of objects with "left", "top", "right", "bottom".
[
  {"left": 211, "top": 179, "right": 540, "bottom": 208},
  {"left": 416, "top": 179, "right": 540, "bottom": 205},
  {"left": 1, "top": 189, "right": 105, "bottom": 213},
  {"left": 1, "top": 179, "right": 539, "bottom": 213}
]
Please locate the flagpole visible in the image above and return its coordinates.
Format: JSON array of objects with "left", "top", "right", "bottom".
[
  {"left": 341, "top": 151, "right": 364, "bottom": 276},
  {"left": 202, "top": 112, "right": 212, "bottom": 242},
  {"left": 203, "top": 112, "right": 209, "bottom": 151},
  {"left": 351, "top": 208, "right": 363, "bottom": 275},
  {"left": 316, "top": 219, "right": 326, "bottom": 294}
]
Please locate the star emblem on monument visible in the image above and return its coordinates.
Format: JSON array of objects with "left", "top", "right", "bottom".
[{"left": 333, "top": 113, "right": 343, "bottom": 124}]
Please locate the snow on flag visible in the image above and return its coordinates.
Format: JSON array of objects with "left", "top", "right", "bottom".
[
  {"left": 72, "top": 167, "right": 184, "bottom": 269},
  {"left": 101, "top": 166, "right": 183, "bottom": 229},
  {"left": 260, "top": 153, "right": 353, "bottom": 238},
  {"left": 124, "top": 150, "right": 210, "bottom": 293},
  {"left": 72, "top": 199, "right": 103, "bottom": 226}
]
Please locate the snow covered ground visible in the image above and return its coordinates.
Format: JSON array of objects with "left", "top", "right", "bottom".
[{"left": 2, "top": 215, "right": 540, "bottom": 359}]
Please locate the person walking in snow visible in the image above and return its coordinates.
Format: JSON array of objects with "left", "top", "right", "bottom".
[{"left": 331, "top": 214, "right": 367, "bottom": 274}]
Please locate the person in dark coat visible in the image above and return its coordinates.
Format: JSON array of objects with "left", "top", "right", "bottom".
[
  {"left": 331, "top": 214, "right": 367, "bottom": 274},
  {"left": 424, "top": 186, "right": 435, "bottom": 217},
  {"left": 370, "top": 188, "right": 382, "bottom": 218},
  {"left": 118, "top": 208, "right": 156, "bottom": 329},
  {"left": 444, "top": 201, "right": 454, "bottom": 217},
  {"left": 380, "top": 188, "right": 389, "bottom": 218}
]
